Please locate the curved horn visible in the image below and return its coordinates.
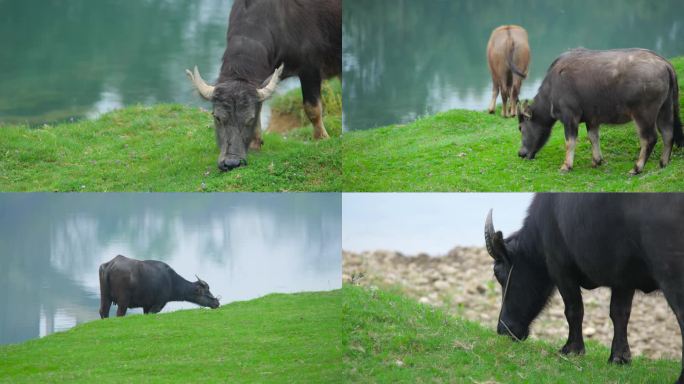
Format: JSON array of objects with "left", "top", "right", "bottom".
[
  {"left": 185, "top": 66, "right": 215, "bottom": 100},
  {"left": 195, "top": 274, "right": 207, "bottom": 285},
  {"left": 485, "top": 209, "right": 508, "bottom": 262},
  {"left": 257, "top": 64, "right": 284, "bottom": 101}
]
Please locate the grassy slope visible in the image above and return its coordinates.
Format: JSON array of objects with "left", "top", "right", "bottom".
[
  {"left": 0, "top": 81, "right": 341, "bottom": 192},
  {"left": 342, "top": 57, "right": 684, "bottom": 192},
  {"left": 0, "top": 290, "right": 341, "bottom": 383},
  {"left": 343, "top": 285, "right": 678, "bottom": 383},
  {"left": 270, "top": 78, "right": 342, "bottom": 132}
]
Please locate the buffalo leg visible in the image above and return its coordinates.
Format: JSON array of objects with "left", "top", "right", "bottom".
[
  {"left": 631, "top": 113, "right": 658, "bottom": 175},
  {"left": 608, "top": 288, "right": 634, "bottom": 364},
  {"left": 99, "top": 296, "right": 112, "bottom": 319},
  {"left": 657, "top": 103, "right": 675, "bottom": 168},
  {"left": 509, "top": 78, "right": 522, "bottom": 117},
  {"left": 658, "top": 284, "right": 684, "bottom": 383},
  {"left": 300, "top": 70, "right": 329, "bottom": 140},
  {"left": 488, "top": 82, "right": 499, "bottom": 114},
  {"left": 249, "top": 115, "right": 263, "bottom": 150},
  {"left": 557, "top": 281, "right": 585, "bottom": 355},
  {"left": 500, "top": 88, "right": 509, "bottom": 118},
  {"left": 116, "top": 300, "right": 128, "bottom": 317},
  {"left": 586, "top": 123, "right": 603, "bottom": 167},
  {"left": 560, "top": 120, "right": 579, "bottom": 172}
]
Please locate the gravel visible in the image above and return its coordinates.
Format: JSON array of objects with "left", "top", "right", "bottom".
[{"left": 343, "top": 247, "right": 681, "bottom": 359}]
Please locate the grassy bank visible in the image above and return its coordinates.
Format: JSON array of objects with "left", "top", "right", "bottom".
[
  {"left": 0, "top": 290, "right": 341, "bottom": 383},
  {"left": 343, "top": 285, "right": 678, "bottom": 383},
  {"left": 0, "top": 81, "right": 341, "bottom": 192},
  {"left": 342, "top": 56, "right": 684, "bottom": 192},
  {"left": 269, "top": 78, "right": 342, "bottom": 137}
]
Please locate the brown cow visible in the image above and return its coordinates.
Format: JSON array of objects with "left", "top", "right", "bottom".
[{"left": 486, "top": 25, "right": 530, "bottom": 118}]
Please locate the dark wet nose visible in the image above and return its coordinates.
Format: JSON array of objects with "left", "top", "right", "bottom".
[
  {"left": 518, "top": 148, "right": 528, "bottom": 158},
  {"left": 218, "top": 158, "right": 247, "bottom": 172},
  {"left": 211, "top": 299, "right": 220, "bottom": 309}
]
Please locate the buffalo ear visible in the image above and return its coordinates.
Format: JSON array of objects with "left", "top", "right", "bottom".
[{"left": 522, "top": 100, "right": 532, "bottom": 118}]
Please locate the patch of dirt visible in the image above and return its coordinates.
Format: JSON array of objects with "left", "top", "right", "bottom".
[
  {"left": 267, "top": 111, "right": 302, "bottom": 134},
  {"left": 343, "top": 248, "right": 681, "bottom": 359}
]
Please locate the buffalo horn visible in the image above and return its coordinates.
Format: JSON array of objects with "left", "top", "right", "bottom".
[
  {"left": 185, "top": 66, "right": 215, "bottom": 100},
  {"left": 256, "top": 64, "right": 285, "bottom": 101},
  {"left": 485, "top": 209, "right": 507, "bottom": 262},
  {"left": 195, "top": 274, "right": 208, "bottom": 286}
]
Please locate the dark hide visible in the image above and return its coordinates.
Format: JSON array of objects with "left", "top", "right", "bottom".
[
  {"left": 486, "top": 25, "right": 530, "bottom": 118},
  {"left": 517, "top": 48, "right": 682, "bottom": 174},
  {"left": 486, "top": 193, "right": 684, "bottom": 383},
  {"left": 189, "top": 0, "right": 341, "bottom": 171},
  {"left": 98, "top": 255, "right": 219, "bottom": 318}
]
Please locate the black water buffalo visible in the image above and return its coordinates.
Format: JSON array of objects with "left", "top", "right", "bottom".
[
  {"left": 98, "top": 255, "right": 220, "bottom": 318},
  {"left": 517, "top": 48, "right": 682, "bottom": 174},
  {"left": 486, "top": 25, "right": 530, "bottom": 118},
  {"left": 485, "top": 194, "right": 684, "bottom": 383},
  {"left": 186, "top": 0, "right": 341, "bottom": 171}
]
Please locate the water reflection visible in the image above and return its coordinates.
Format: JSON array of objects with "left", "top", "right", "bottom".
[
  {"left": 0, "top": 193, "right": 341, "bottom": 345},
  {"left": 0, "top": 0, "right": 297, "bottom": 127},
  {"left": 343, "top": 0, "right": 684, "bottom": 130}
]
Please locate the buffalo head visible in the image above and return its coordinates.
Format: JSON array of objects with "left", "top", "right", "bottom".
[
  {"left": 517, "top": 100, "right": 552, "bottom": 160},
  {"left": 485, "top": 209, "right": 553, "bottom": 341},
  {"left": 186, "top": 65, "right": 283, "bottom": 171},
  {"left": 192, "top": 275, "right": 220, "bottom": 309}
]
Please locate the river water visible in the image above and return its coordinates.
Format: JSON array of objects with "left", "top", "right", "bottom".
[
  {"left": 0, "top": 0, "right": 297, "bottom": 126},
  {"left": 343, "top": 0, "right": 684, "bottom": 130},
  {"left": 0, "top": 193, "right": 341, "bottom": 345}
]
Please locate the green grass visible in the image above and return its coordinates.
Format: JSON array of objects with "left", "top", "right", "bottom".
[
  {"left": 0, "top": 81, "right": 341, "bottom": 192},
  {"left": 342, "top": 56, "right": 684, "bottom": 192},
  {"left": 0, "top": 290, "right": 341, "bottom": 383},
  {"left": 343, "top": 285, "right": 679, "bottom": 383}
]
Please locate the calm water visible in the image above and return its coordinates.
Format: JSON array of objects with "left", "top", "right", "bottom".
[
  {"left": 343, "top": 0, "right": 684, "bottom": 130},
  {"left": 0, "top": 193, "right": 341, "bottom": 345},
  {"left": 0, "top": 0, "right": 297, "bottom": 126}
]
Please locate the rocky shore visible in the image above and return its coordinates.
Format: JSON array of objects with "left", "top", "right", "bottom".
[{"left": 343, "top": 247, "right": 681, "bottom": 359}]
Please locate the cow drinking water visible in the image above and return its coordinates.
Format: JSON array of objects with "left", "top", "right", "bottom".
[
  {"left": 485, "top": 193, "right": 684, "bottom": 383},
  {"left": 186, "top": 0, "right": 341, "bottom": 171},
  {"left": 98, "top": 255, "right": 220, "bottom": 318},
  {"left": 517, "top": 48, "right": 682, "bottom": 174}
]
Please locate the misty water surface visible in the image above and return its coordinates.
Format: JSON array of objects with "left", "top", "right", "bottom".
[
  {"left": 343, "top": 0, "right": 684, "bottom": 130},
  {"left": 0, "top": 193, "right": 341, "bottom": 345},
  {"left": 0, "top": 0, "right": 297, "bottom": 126}
]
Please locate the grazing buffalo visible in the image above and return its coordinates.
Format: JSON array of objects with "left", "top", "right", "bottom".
[
  {"left": 186, "top": 0, "right": 341, "bottom": 171},
  {"left": 98, "top": 255, "right": 220, "bottom": 318},
  {"left": 517, "top": 48, "right": 682, "bottom": 174},
  {"left": 485, "top": 194, "right": 684, "bottom": 383},
  {"left": 486, "top": 25, "right": 530, "bottom": 118}
]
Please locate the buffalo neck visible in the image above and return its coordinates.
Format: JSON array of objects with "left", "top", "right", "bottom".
[
  {"left": 514, "top": 216, "right": 548, "bottom": 273},
  {"left": 170, "top": 272, "right": 196, "bottom": 303},
  {"left": 530, "top": 93, "right": 557, "bottom": 129},
  {"left": 219, "top": 20, "right": 276, "bottom": 85}
]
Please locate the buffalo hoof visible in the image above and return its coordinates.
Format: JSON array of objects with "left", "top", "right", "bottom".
[
  {"left": 488, "top": 109, "right": 495, "bottom": 115},
  {"left": 659, "top": 159, "right": 670, "bottom": 168},
  {"left": 608, "top": 351, "right": 631, "bottom": 365},
  {"left": 560, "top": 164, "right": 573, "bottom": 173},
  {"left": 629, "top": 167, "right": 642, "bottom": 176},
  {"left": 560, "top": 342, "right": 585, "bottom": 356},
  {"left": 592, "top": 158, "right": 603, "bottom": 168}
]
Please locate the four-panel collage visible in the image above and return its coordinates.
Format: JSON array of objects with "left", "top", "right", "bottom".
[{"left": 1, "top": 0, "right": 684, "bottom": 383}]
